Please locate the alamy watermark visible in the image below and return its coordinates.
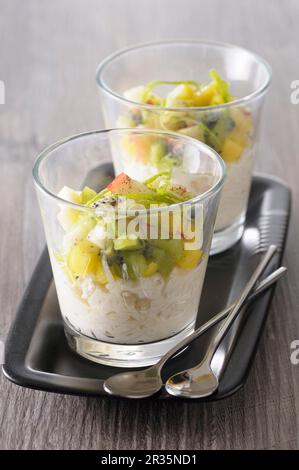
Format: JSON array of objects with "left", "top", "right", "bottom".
[
  {"left": 90, "top": 196, "right": 203, "bottom": 250},
  {"left": 290, "top": 340, "right": 299, "bottom": 365},
  {"left": 290, "top": 80, "right": 299, "bottom": 104},
  {"left": 0, "top": 80, "right": 5, "bottom": 104}
]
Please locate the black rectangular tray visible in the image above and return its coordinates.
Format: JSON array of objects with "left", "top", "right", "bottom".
[{"left": 3, "top": 173, "right": 291, "bottom": 401}]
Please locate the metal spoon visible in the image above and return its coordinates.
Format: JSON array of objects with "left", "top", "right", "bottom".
[
  {"left": 165, "top": 245, "right": 278, "bottom": 398},
  {"left": 104, "top": 261, "right": 283, "bottom": 399}
]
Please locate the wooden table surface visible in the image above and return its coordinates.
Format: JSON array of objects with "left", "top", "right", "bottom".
[{"left": 1, "top": 0, "right": 299, "bottom": 450}]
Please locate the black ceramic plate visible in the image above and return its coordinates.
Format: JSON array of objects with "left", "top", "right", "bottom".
[{"left": 3, "top": 173, "right": 291, "bottom": 401}]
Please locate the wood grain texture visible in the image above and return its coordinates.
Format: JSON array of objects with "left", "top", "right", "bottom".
[{"left": 0, "top": 0, "right": 299, "bottom": 450}]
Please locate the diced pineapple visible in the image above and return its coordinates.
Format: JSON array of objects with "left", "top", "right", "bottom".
[
  {"left": 57, "top": 186, "right": 83, "bottom": 231},
  {"left": 81, "top": 186, "right": 97, "bottom": 204},
  {"left": 221, "top": 138, "right": 244, "bottom": 163},
  {"left": 67, "top": 245, "right": 91, "bottom": 277},
  {"left": 58, "top": 186, "right": 82, "bottom": 204},
  {"left": 87, "top": 224, "right": 107, "bottom": 249},
  {"left": 62, "top": 217, "right": 96, "bottom": 252},
  {"left": 57, "top": 208, "right": 82, "bottom": 231},
  {"left": 67, "top": 242, "right": 102, "bottom": 279},
  {"left": 176, "top": 249, "right": 203, "bottom": 269}
]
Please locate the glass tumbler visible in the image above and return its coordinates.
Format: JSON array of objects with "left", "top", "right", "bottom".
[
  {"left": 96, "top": 40, "right": 271, "bottom": 254},
  {"left": 33, "top": 129, "right": 225, "bottom": 367}
]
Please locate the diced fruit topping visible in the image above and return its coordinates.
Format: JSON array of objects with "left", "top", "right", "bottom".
[
  {"left": 120, "top": 69, "right": 253, "bottom": 164},
  {"left": 108, "top": 172, "right": 152, "bottom": 195},
  {"left": 56, "top": 172, "right": 204, "bottom": 285}
]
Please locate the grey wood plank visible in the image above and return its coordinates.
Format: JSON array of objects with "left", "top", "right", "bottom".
[{"left": 0, "top": 0, "right": 299, "bottom": 450}]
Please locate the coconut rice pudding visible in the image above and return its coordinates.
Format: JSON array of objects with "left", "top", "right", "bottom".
[
  {"left": 117, "top": 70, "right": 254, "bottom": 233},
  {"left": 52, "top": 171, "right": 211, "bottom": 345}
]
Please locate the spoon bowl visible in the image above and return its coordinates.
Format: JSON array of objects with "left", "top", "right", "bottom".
[
  {"left": 104, "top": 367, "right": 162, "bottom": 399},
  {"left": 165, "top": 362, "right": 219, "bottom": 398}
]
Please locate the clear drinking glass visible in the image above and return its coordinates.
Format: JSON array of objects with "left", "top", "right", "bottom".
[
  {"left": 96, "top": 40, "right": 271, "bottom": 254},
  {"left": 33, "top": 129, "right": 225, "bottom": 367}
]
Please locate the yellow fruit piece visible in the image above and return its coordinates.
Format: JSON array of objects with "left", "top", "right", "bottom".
[
  {"left": 221, "top": 138, "right": 244, "bottom": 163},
  {"left": 122, "top": 134, "right": 155, "bottom": 162},
  {"left": 143, "top": 262, "right": 159, "bottom": 277},
  {"left": 230, "top": 108, "right": 253, "bottom": 133},
  {"left": 95, "top": 258, "right": 108, "bottom": 285},
  {"left": 174, "top": 84, "right": 197, "bottom": 100},
  {"left": 67, "top": 244, "right": 100, "bottom": 277},
  {"left": 210, "top": 94, "right": 225, "bottom": 105},
  {"left": 194, "top": 83, "right": 217, "bottom": 106},
  {"left": 166, "top": 84, "right": 197, "bottom": 107},
  {"left": 77, "top": 239, "right": 99, "bottom": 254},
  {"left": 228, "top": 127, "right": 249, "bottom": 147},
  {"left": 176, "top": 249, "right": 203, "bottom": 269},
  {"left": 68, "top": 245, "right": 91, "bottom": 277}
]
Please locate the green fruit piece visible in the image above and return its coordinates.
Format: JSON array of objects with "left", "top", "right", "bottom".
[
  {"left": 81, "top": 186, "right": 97, "bottom": 204},
  {"left": 212, "top": 113, "right": 235, "bottom": 145},
  {"left": 109, "top": 262, "right": 122, "bottom": 280},
  {"left": 178, "top": 125, "right": 205, "bottom": 141},
  {"left": 122, "top": 252, "right": 148, "bottom": 280},
  {"left": 151, "top": 239, "right": 184, "bottom": 262},
  {"left": 149, "top": 141, "right": 167, "bottom": 166},
  {"left": 147, "top": 245, "right": 175, "bottom": 277},
  {"left": 113, "top": 236, "right": 142, "bottom": 251}
]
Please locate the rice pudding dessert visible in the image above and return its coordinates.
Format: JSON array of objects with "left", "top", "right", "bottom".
[
  {"left": 53, "top": 172, "right": 209, "bottom": 344},
  {"left": 117, "top": 70, "right": 254, "bottom": 233}
]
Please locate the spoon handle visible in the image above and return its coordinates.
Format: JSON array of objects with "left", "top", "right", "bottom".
[
  {"left": 202, "top": 244, "right": 277, "bottom": 365},
  {"left": 155, "top": 249, "right": 282, "bottom": 373}
]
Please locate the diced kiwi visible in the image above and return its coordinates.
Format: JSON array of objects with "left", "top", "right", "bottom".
[
  {"left": 149, "top": 140, "right": 168, "bottom": 166},
  {"left": 178, "top": 124, "right": 205, "bottom": 141},
  {"left": 151, "top": 239, "right": 184, "bottom": 262},
  {"left": 113, "top": 237, "right": 142, "bottom": 251},
  {"left": 146, "top": 245, "right": 175, "bottom": 277},
  {"left": 212, "top": 113, "right": 235, "bottom": 142},
  {"left": 121, "top": 252, "right": 148, "bottom": 280}
]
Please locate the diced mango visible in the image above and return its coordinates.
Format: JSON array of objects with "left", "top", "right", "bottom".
[
  {"left": 210, "top": 94, "right": 225, "bottom": 105},
  {"left": 228, "top": 127, "right": 249, "bottom": 147},
  {"left": 166, "top": 84, "right": 197, "bottom": 107},
  {"left": 78, "top": 239, "right": 100, "bottom": 254},
  {"left": 230, "top": 108, "right": 253, "bottom": 133},
  {"left": 221, "top": 138, "right": 244, "bottom": 163},
  {"left": 95, "top": 259, "right": 108, "bottom": 285},
  {"left": 176, "top": 249, "right": 203, "bottom": 269},
  {"left": 194, "top": 83, "right": 217, "bottom": 106},
  {"left": 122, "top": 135, "right": 155, "bottom": 162},
  {"left": 143, "top": 261, "right": 159, "bottom": 277}
]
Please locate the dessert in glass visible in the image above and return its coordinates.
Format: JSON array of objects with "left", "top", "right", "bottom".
[
  {"left": 33, "top": 129, "right": 225, "bottom": 367},
  {"left": 96, "top": 40, "right": 271, "bottom": 254}
]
